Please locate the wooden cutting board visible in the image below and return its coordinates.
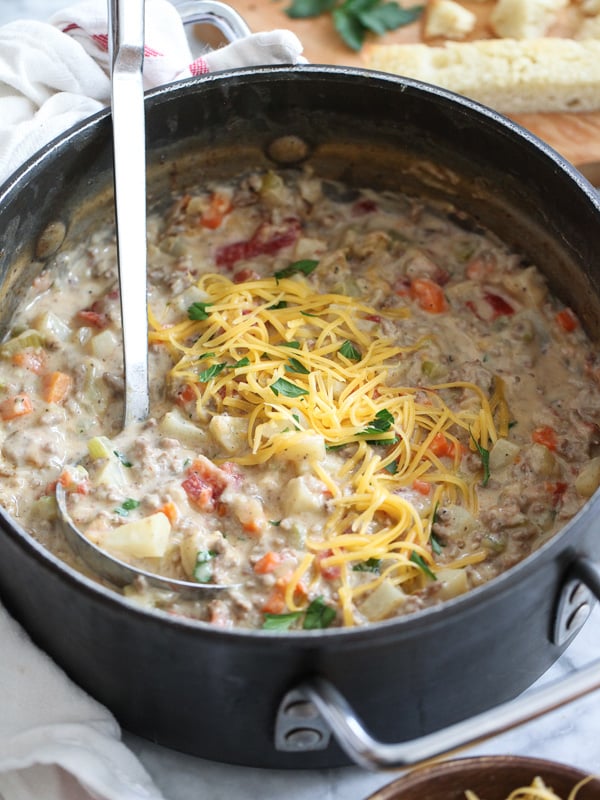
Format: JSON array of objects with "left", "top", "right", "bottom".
[{"left": 224, "top": 0, "right": 600, "bottom": 168}]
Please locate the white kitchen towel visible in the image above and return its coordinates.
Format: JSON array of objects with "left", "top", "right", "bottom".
[
  {"left": 0, "top": 0, "right": 305, "bottom": 186},
  {"left": 0, "top": 2, "right": 304, "bottom": 799}
]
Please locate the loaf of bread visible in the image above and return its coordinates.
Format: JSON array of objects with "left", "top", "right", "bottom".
[{"left": 363, "top": 37, "right": 600, "bottom": 114}]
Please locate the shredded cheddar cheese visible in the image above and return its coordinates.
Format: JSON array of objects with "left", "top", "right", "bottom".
[{"left": 149, "top": 271, "right": 500, "bottom": 624}]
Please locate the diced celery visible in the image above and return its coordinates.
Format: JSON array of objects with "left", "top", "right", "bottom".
[
  {"left": 87, "top": 436, "right": 114, "bottom": 460},
  {"left": 0, "top": 329, "right": 44, "bottom": 358},
  {"left": 101, "top": 512, "right": 171, "bottom": 558}
]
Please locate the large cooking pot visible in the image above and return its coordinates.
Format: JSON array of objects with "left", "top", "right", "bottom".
[{"left": 1, "top": 65, "right": 600, "bottom": 770}]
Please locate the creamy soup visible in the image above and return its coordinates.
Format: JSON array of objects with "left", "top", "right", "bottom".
[{"left": 0, "top": 166, "right": 598, "bottom": 630}]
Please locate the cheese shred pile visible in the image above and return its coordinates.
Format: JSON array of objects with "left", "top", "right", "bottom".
[{"left": 149, "top": 271, "right": 500, "bottom": 624}]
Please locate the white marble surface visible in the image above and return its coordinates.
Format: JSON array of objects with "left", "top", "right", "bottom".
[{"left": 1, "top": 1, "right": 600, "bottom": 797}]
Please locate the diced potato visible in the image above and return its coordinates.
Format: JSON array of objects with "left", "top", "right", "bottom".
[
  {"left": 359, "top": 579, "right": 406, "bottom": 622},
  {"left": 436, "top": 568, "right": 469, "bottom": 600},
  {"left": 88, "top": 435, "right": 114, "bottom": 460},
  {"left": 525, "top": 443, "right": 557, "bottom": 478},
  {"left": 575, "top": 457, "right": 600, "bottom": 498},
  {"left": 282, "top": 475, "right": 325, "bottom": 514},
  {"left": 36, "top": 311, "right": 71, "bottom": 342},
  {"left": 159, "top": 409, "right": 207, "bottom": 447},
  {"left": 180, "top": 530, "right": 205, "bottom": 577},
  {"left": 209, "top": 414, "right": 248, "bottom": 454},
  {"left": 92, "top": 458, "right": 127, "bottom": 489},
  {"left": 101, "top": 512, "right": 171, "bottom": 558},
  {"left": 275, "top": 431, "right": 326, "bottom": 468},
  {"left": 489, "top": 438, "right": 520, "bottom": 471},
  {"left": 502, "top": 266, "right": 548, "bottom": 308},
  {"left": 435, "top": 504, "right": 477, "bottom": 538},
  {"left": 90, "top": 329, "right": 119, "bottom": 358}
]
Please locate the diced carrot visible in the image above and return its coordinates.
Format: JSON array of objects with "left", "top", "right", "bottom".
[
  {"left": 42, "top": 371, "right": 72, "bottom": 404},
  {"left": 410, "top": 278, "right": 447, "bottom": 313},
  {"left": 262, "top": 584, "right": 287, "bottom": 615},
  {"left": 0, "top": 393, "right": 33, "bottom": 421},
  {"left": 412, "top": 478, "right": 431, "bottom": 495},
  {"left": 157, "top": 501, "right": 179, "bottom": 525},
  {"left": 12, "top": 348, "right": 46, "bottom": 374},
  {"left": 429, "top": 432, "right": 455, "bottom": 458},
  {"left": 556, "top": 308, "right": 578, "bottom": 333},
  {"left": 242, "top": 519, "right": 263, "bottom": 536},
  {"left": 532, "top": 425, "right": 558, "bottom": 451},
  {"left": 254, "top": 551, "right": 282, "bottom": 574},
  {"left": 316, "top": 549, "right": 341, "bottom": 581}
]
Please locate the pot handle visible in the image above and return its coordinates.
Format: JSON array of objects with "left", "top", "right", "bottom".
[
  {"left": 275, "top": 557, "right": 600, "bottom": 770},
  {"left": 177, "top": 0, "right": 251, "bottom": 43}
]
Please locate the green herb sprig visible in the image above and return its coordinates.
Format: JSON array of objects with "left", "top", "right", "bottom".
[{"left": 284, "top": 0, "right": 423, "bottom": 51}]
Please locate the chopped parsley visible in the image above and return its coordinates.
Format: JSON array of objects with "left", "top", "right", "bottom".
[
  {"left": 274, "top": 259, "right": 319, "bottom": 281},
  {"left": 339, "top": 339, "right": 361, "bottom": 361},
  {"left": 198, "top": 357, "right": 250, "bottom": 383},
  {"left": 262, "top": 596, "right": 336, "bottom": 630},
  {"left": 285, "top": 357, "right": 310, "bottom": 374},
  {"left": 285, "top": 0, "right": 423, "bottom": 52},
  {"left": 352, "top": 557, "right": 381, "bottom": 573},
  {"left": 471, "top": 430, "right": 491, "bottom": 486},
  {"left": 271, "top": 377, "right": 309, "bottom": 397},
  {"left": 187, "top": 301, "right": 212, "bottom": 320},
  {"left": 410, "top": 551, "right": 437, "bottom": 581},
  {"left": 113, "top": 450, "right": 133, "bottom": 468},
  {"left": 114, "top": 498, "right": 140, "bottom": 517},
  {"left": 193, "top": 549, "right": 217, "bottom": 583}
]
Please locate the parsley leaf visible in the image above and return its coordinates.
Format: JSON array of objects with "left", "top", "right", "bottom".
[
  {"left": 470, "top": 430, "right": 491, "bottom": 486},
  {"left": 360, "top": 408, "right": 398, "bottom": 444},
  {"left": 113, "top": 450, "right": 133, "bottom": 468},
  {"left": 339, "top": 340, "right": 361, "bottom": 361},
  {"left": 114, "top": 498, "right": 140, "bottom": 517},
  {"left": 303, "top": 596, "right": 336, "bottom": 629},
  {"left": 193, "top": 549, "right": 217, "bottom": 583},
  {"left": 430, "top": 531, "right": 444, "bottom": 556},
  {"left": 274, "top": 259, "right": 319, "bottom": 281},
  {"left": 187, "top": 301, "right": 212, "bottom": 320},
  {"left": 410, "top": 551, "right": 437, "bottom": 581},
  {"left": 263, "top": 611, "right": 303, "bottom": 630},
  {"left": 286, "top": 0, "right": 423, "bottom": 51},
  {"left": 286, "top": 357, "right": 310, "bottom": 375},
  {"left": 271, "top": 377, "right": 309, "bottom": 398},
  {"left": 279, "top": 340, "right": 301, "bottom": 349},
  {"left": 352, "top": 557, "right": 381, "bottom": 573}
]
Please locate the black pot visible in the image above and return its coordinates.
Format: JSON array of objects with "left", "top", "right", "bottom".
[{"left": 1, "top": 66, "right": 600, "bottom": 769}]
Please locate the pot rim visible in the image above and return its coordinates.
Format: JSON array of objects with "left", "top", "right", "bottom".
[{"left": 1, "top": 64, "right": 599, "bottom": 644}]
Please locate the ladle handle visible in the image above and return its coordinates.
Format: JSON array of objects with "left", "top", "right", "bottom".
[{"left": 108, "top": 0, "right": 150, "bottom": 426}]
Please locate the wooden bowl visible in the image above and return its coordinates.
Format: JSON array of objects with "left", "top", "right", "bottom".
[{"left": 367, "top": 756, "right": 600, "bottom": 799}]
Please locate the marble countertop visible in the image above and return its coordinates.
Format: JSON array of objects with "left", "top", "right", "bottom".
[{"left": 1, "top": 2, "right": 599, "bottom": 798}]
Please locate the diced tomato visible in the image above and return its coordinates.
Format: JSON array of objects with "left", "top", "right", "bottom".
[
  {"left": 484, "top": 292, "right": 514, "bottom": 318},
  {"left": 532, "top": 425, "right": 558, "bottom": 451},
  {"left": 181, "top": 457, "right": 230, "bottom": 511},
  {"left": 316, "top": 549, "right": 341, "bottom": 580},
  {"left": 352, "top": 198, "right": 377, "bottom": 216},
  {"left": 175, "top": 383, "right": 197, "bottom": 406},
  {"left": 215, "top": 218, "right": 301, "bottom": 269},
  {"left": 365, "top": 314, "right": 381, "bottom": 323},
  {"left": 556, "top": 308, "right": 578, "bottom": 333},
  {"left": 410, "top": 278, "right": 447, "bottom": 313},
  {"left": 233, "top": 268, "right": 261, "bottom": 284},
  {"left": 546, "top": 481, "right": 567, "bottom": 507},
  {"left": 76, "top": 309, "right": 109, "bottom": 329}
]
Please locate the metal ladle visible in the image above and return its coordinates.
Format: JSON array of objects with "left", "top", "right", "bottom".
[{"left": 56, "top": 0, "right": 242, "bottom": 594}]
